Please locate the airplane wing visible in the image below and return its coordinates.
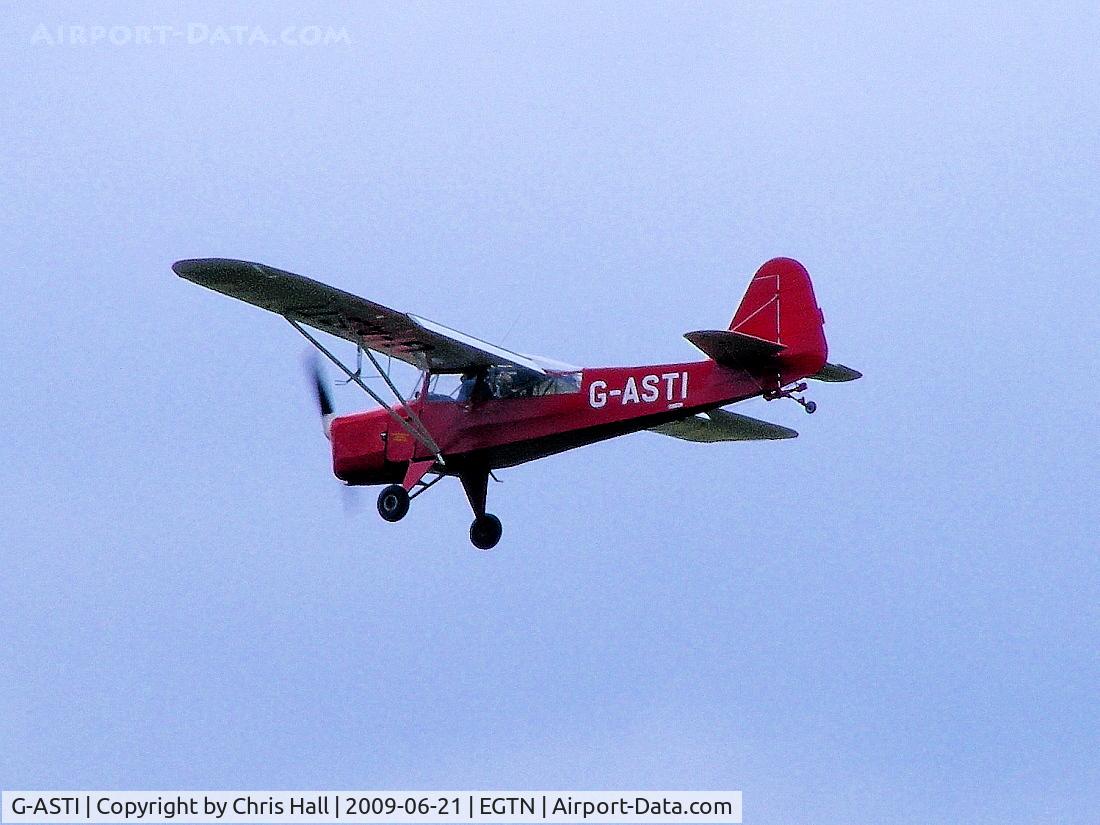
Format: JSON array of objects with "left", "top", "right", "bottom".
[
  {"left": 173, "top": 258, "right": 548, "bottom": 375},
  {"left": 648, "top": 408, "right": 798, "bottom": 443}
]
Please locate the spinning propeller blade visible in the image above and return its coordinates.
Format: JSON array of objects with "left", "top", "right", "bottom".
[
  {"left": 306, "top": 355, "right": 335, "bottom": 439},
  {"left": 304, "top": 355, "right": 361, "bottom": 515}
]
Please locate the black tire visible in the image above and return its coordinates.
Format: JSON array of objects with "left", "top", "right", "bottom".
[
  {"left": 469, "top": 513, "right": 503, "bottom": 550},
  {"left": 804, "top": 401, "right": 817, "bottom": 415},
  {"left": 377, "top": 484, "right": 410, "bottom": 522}
]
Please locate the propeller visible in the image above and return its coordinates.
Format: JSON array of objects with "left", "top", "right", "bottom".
[
  {"left": 306, "top": 354, "right": 335, "bottom": 440},
  {"left": 305, "top": 354, "right": 361, "bottom": 515}
]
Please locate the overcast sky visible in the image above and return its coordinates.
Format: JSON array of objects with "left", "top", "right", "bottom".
[{"left": 1, "top": 3, "right": 1097, "bottom": 823}]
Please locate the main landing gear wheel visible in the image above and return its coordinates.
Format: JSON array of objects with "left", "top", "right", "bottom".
[
  {"left": 804, "top": 401, "right": 818, "bottom": 414},
  {"left": 377, "top": 484, "right": 410, "bottom": 522},
  {"left": 470, "top": 513, "right": 503, "bottom": 550}
]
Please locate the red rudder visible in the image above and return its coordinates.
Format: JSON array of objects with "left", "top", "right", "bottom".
[{"left": 730, "top": 258, "right": 828, "bottom": 380}]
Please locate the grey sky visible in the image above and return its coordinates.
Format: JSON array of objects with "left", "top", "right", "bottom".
[{"left": 1, "top": 3, "right": 1097, "bottom": 823}]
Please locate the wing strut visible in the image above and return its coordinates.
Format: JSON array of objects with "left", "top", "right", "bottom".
[
  {"left": 358, "top": 345, "right": 437, "bottom": 454},
  {"left": 286, "top": 318, "right": 445, "bottom": 465}
]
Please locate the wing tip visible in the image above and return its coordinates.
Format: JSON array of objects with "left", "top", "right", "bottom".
[
  {"left": 171, "top": 258, "right": 201, "bottom": 278},
  {"left": 172, "top": 258, "right": 262, "bottom": 281},
  {"left": 172, "top": 257, "right": 230, "bottom": 281}
]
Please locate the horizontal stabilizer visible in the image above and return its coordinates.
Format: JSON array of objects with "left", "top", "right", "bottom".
[
  {"left": 810, "top": 362, "right": 863, "bottom": 382},
  {"left": 649, "top": 408, "right": 798, "bottom": 443},
  {"left": 684, "top": 329, "right": 786, "bottom": 368}
]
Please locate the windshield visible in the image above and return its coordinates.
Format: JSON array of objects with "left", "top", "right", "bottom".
[{"left": 424, "top": 373, "right": 469, "bottom": 401}]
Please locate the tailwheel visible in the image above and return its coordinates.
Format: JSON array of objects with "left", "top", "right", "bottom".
[
  {"left": 377, "top": 484, "right": 410, "bottom": 522},
  {"left": 470, "top": 513, "right": 502, "bottom": 550},
  {"left": 765, "top": 381, "right": 817, "bottom": 414}
]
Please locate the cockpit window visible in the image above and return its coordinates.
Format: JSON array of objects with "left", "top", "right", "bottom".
[
  {"left": 425, "top": 373, "right": 467, "bottom": 401},
  {"left": 424, "top": 368, "right": 582, "bottom": 403},
  {"left": 483, "top": 367, "right": 582, "bottom": 400}
]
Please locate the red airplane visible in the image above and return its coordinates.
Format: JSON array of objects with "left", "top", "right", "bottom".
[{"left": 175, "top": 257, "right": 860, "bottom": 549}]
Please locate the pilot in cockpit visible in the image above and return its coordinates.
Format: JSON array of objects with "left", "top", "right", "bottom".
[{"left": 457, "top": 371, "right": 481, "bottom": 404}]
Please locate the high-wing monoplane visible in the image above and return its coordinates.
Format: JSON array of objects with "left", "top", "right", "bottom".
[{"left": 174, "top": 257, "right": 860, "bottom": 549}]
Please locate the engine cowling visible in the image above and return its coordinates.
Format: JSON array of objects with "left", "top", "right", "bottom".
[{"left": 330, "top": 410, "right": 395, "bottom": 484}]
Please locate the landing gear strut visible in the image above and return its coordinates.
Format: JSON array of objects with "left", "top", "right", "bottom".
[
  {"left": 374, "top": 463, "right": 504, "bottom": 549},
  {"left": 376, "top": 484, "right": 410, "bottom": 522},
  {"left": 764, "top": 381, "right": 817, "bottom": 414},
  {"left": 460, "top": 466, "right": 503, "bottom": 550}
]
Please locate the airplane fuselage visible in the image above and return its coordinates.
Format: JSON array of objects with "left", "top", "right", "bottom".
[{"left": 330, "top": 357, "right": 795, "bottom": 483}]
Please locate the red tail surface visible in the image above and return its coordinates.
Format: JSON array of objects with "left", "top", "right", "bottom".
[{"left": 730, "top": 258, "right": 828, "bottom": 380}]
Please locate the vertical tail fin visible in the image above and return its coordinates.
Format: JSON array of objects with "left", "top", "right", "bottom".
[{"left": 730, "top": 257, "right": 828, "bottom": 379}]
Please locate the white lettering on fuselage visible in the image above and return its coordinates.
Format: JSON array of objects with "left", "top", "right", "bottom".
[{"left": 589, "top": 372, "right": 688, "bottom": 408}]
